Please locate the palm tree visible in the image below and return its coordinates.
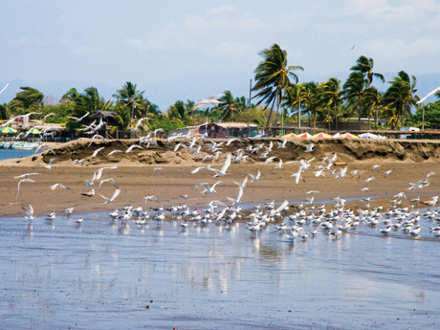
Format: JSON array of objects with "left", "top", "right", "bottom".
[
  {"left": 252, "top": 44, "right": 303, "bottom": 133},
  {"left": 342, "top": 72, "right": 367, "bottom": 125},
  {"left": 383, "top": 71, "right": 418, "bottom": 127},
  {"left": 301, "top": 81, "right": 319, "bottom": 129},
  {"left": 350, "top": 55, "right": 384, "bottom": 88},
  {"left": 282, "top": 84, "right": 304, "bottom": 128},
  {"left": 217, "top": 91, "right": 240, "bottom": 121},
  {"left": 319, "top": 78, "right": 343, "bottom": 131},
  {"left": 364, "top": 87, "right": 383, "bottom": 128},
  {"left": 113, "top": 82, "right": 145, "bottom": 119}
]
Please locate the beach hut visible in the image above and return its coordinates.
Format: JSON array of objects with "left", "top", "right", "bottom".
[
  {"left": 312, "top": 132, "right": 332, "bottom": 139},
  {"left": 339, "top": 133, "right": 358, "bottom": 139},
  {"left": 26, "top": 128, "right": 41, "bottom": 135},
  {"left": 298, "top": 132, "right": 312, "bottom": 139},
  {"left": 1, "top": 127, "right": 17, "bottom": 134},
  {"left": 281, "top": 132, "right": 297, "bottom": 138}
]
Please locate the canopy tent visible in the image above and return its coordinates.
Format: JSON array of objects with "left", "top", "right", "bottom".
[
  {"left": 1, "top": 127, "right": 17, "bottom": 134},
  {"left": 312, "top": 132, "right": 332, "bottom": 139},
  {"left": 359, "top": 132, "right": 379, "bottom": 139},
  {"left": 26, "top": 128, "right": 41, "bottom": 135},
  {"left": 281, "top": 133, "right": 297, "bottom": 138},
  {"left": 298, "top": 132, "right": 312, "bottom": 139},
  {"left": 332, "top": 132, "right": 342, "bottom": 138},
  {"left": 339, "top": 133, "right": 359, "bottom": 139}
]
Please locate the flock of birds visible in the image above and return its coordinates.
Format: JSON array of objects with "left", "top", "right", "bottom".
[{"left": 12, "top": 119, "right": 440, "bottom": 242}]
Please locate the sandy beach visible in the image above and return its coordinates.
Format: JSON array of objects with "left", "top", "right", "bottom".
[{"left": 1, "top": 137, "right": 439, "bottom": 217}]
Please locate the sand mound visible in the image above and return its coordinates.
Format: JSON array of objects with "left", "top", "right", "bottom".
[{"left": 6, "top": 137, "right": 440, "bottom": 167}]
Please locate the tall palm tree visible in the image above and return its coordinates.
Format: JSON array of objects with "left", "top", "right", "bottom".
[
  {"left": 350, "top": 55, "right": 384, "bottom": 88},
  {"left": 383, "top": 71, "right": 418, "bottom": 127},
  {"left": 364, "top": 87, "right": 382, "bottom": 128},
  {"left": 113, "top": 82, "right": 145, "bottom": 119},
  {"left": 301, "top": 81, "right": 319, "bottom": 128},
  {"left": 342, "top": 72, "right": 367, "bottom": 125},
  {"left": 319, "top": 78, "right": 343, "bottom": 131},
  {"left": 253, "top": 44, "right": 303, "bottom": 133}
]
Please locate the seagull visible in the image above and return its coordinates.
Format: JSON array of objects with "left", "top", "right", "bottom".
[
  {"left": 350, "top": 170, "right": 360, "bottom": 178},
  {"left": 291, "top": 168, "right": 305, "bottom": 184},
  {"left": 191, "top": 166, "right": 206, "bottom": 174},
  {"left": 95, "top": 165, "right": 117, "bottom": 180},
  {"left": 99, "top": 188, "right": 120, "bottom": 204},
  {"left": 264, "top": 156, "right": 276, "bottom": 164},
  {"left": 75, "top": 217, "right": 84, "bottom": 224},
  {"left": 98, "top": 178, "right": 119, "bottom": 190},
  {"left": 22, "top": 204, "right": 35, "bottom": 220},
  {"left": 144, "top": 194, "right": 160, "bottom": 203},
  {"left": 0, "top": 82, "right": 9, "bottom": 95},
  {"left": 88, "top": 134, "right": 106, "bottom": 147},
  {"left": 248, "top": 170, "right": 261, "bottom": 182},
  {"left": 192, "top": 94, "right": 222, "bottom": 110},
  {"left": 14, "top": 172, "right": 40, "bottom": 179},
  {"left": 207, "top": 154, "right": 232, "bottom": 177},
  {"left": 91, "top": 146, "right": 105, "bottom": 158},
  {"left": 195, "top": 181, "right": 224, "bottom": 194},
  {"left": 226, "top": 185, "right": 244, "bottom": 204},
  {"left": 126, "top": 144, "right": 143, "bottom": 153},
  {"left": 16, "top": 179, "right": 36, "bottom": 198},
  {"left": 384, "top": 170, "right": 392, "bottom": 178},
  {"left": 365, "top": 176, "right": 377, "bottom": 186},
  {"left": 133, "top": 117, "right": 149, "bottom": 131},
  {"left": 81, "top": 189, "right": 95, "bottom": 199},
  {"left": 277, "top": 137, "right": 287, "bottom": 149},
  {"left": 233, "top": 176, "right": 248, "bottom": 189},
  {"left": 108, "top": 149, "right": 122, "bottom": 156},
  {"left": 68, "top": 112, "right": 89, "bottom": 122},
  {"left": 35, "top": 143, "right": 56, "bottom": 155},
  {"left": 50, "top": 183, "right": 71, "bottom": 191},
  {"left": 304, "top": 143, "right": 314, "bottom": 152},
  {"left": 42, "top": 112, "right": 56, "bottom": 124}
]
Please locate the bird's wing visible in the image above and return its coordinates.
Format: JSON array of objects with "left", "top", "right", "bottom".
[
  {"left": 111, "top": 188, "right": 120, "bottom": 201},
  {"left": 220, "top": 154, "right": 232, "bottom": 173}
]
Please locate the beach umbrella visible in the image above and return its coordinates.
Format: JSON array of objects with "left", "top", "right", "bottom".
[
  {"left": 339, "top": 133, "right": 359, "bottom": 139},
  {"left": 359, "top": 132, "right": 378, "bottom": 139},
  {"left": 1, "top": 127, "right": 17, "bottom": 134},
  {"left": 312, "top": 132, "right": 332, "bottom": 139},
  {"left": 26, "top": 128, "right": 41, "bottom": 135},
  {"left": 281, "top": 133, "right": 297, "bottom": 138},
  {"left": 332, "top": 132, "right": 342, "bottom": 138},
  {"left": 298, "top": 132, "right": 312, "bottom": 139}
]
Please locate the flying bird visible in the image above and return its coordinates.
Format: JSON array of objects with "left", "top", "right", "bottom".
[
  {"left": 16, "top": 179, "right": 36, "bottom": 198},
  {"left": 50, "top": 183, "right": 71, "bottom": 191},
  {"left": 192, "top": 94, "right": 222, "bottom": 110}
]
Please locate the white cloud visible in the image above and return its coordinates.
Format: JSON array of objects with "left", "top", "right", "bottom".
[
  {"left": 211, "top": 42, "right": 254, "bottom": 55},
  {"left": 364, "top": 36, "right": 440, "bottom": 59},
  {"left": 207, "top": 5, "right": 239, "bottom": 16}
]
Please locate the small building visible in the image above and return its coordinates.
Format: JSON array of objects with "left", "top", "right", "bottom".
[{"left": 199, "top": 122, "right": 259, "bottom": 138}]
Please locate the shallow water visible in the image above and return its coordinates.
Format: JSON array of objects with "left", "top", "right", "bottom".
[
  {"left": 1, "top": 213, "right": 439, "bottom": 329},
  {"left": 0, "top": 149, "right": 38, "bottom": 161}
]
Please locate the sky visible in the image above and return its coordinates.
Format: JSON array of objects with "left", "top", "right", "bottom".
[{"left": 1, "top": 0, "right": 440, "bottom": 110}]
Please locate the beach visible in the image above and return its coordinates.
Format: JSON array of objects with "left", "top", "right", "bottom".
[{"left": 2, "top": 137, "right": 439, "bottom": 217}]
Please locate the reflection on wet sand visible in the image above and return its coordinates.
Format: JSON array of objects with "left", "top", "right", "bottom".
[{"left": 1, "top": 216, "right": 440, "bottom": 329}]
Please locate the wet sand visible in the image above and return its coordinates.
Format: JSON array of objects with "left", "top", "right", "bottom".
[{"left": 1, "top": 137, "right": 439, "bottom": 217}]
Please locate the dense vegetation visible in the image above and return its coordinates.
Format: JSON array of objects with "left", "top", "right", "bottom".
[{"left": 1, "top": 44, "right": 439, "bottom": 134}]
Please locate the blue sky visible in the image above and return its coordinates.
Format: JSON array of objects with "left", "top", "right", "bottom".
[{"left": 1, "top": 0, "right": 440, "bottom": 110}]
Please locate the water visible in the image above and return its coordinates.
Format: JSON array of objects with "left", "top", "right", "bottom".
[
  {"left": 0, "top": 149, "right": 38, "bottom": 161},
  {"left": 0, "top": 214, "right": 439, "bottom": 329}
]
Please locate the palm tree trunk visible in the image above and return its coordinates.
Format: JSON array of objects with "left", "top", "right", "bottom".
[
  {"left": 334, "top": 103, "right": 338, "bottom": 131},
  {"left": 298, "top": 96, "right": 301, "bottom": 128}
]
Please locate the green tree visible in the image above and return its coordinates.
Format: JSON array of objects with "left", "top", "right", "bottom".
[
  {"left": 252, "top": 44, "right": 303, "bottom": 133},
  {"left": 350, "top": 55, "right": 384, "bottom": 87},
  {"left": 113, "top": 82, "right": 145, "bottom": 119},
  {"left": 383, "top": 71, "right": 418, "bottom": 127},
  {"left": 319, "top": 78, "right": 343, "bottom": 131},
  {"left": 9, "top": 87, "right": 44, "bottom": 114},
  {"left": 217, "top": 90, "right": 240, "bottom": 121}
]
